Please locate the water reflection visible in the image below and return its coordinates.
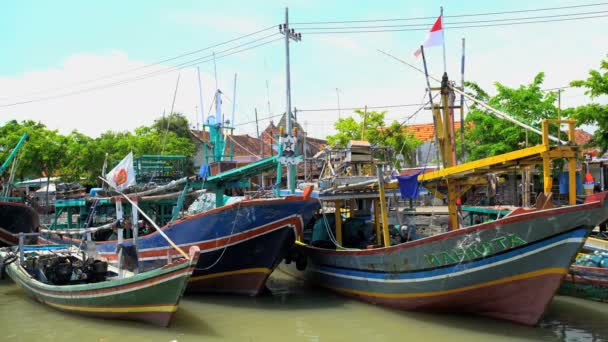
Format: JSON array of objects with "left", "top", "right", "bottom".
[
  {"left": 2, "top": 273, "right": 608, "bottom": 341},
  {"left": 540, "top": 296, "right": 608, "bottom": 342}
]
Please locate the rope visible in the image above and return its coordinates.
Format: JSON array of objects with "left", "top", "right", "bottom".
[
  {"left": 227, "top": 135, "right": 262, "bottom": 158},
  {"left": 316, "top": 197, "right": 358, "bottom": 250},
  {"left": 195, "top": 198, "right": 242, "bottom": 271}
]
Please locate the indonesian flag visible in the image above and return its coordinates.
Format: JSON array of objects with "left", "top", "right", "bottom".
[
  {"left": 105, "top": 152, "right": 136, "bottom": 191},
  {"left": 413, "top": 15, "right": 443, "bottom": 58}
]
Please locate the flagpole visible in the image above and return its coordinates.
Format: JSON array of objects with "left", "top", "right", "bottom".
[
  {"left": 421, "top": 45, "right": 442, "bottom": 169},
  {"left": 441, "top": 6, "right": 446, "bottom": 73}
]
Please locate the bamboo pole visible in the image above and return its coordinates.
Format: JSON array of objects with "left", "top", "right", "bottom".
[
  {"left": 334, "top": 200, "right": 343, "bottom": 245},
  {"left": 377, "top": 165, "right": 391, "bottom": 247}
]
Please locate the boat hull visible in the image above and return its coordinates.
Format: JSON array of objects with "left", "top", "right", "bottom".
[
  {"left": 283, "top": 199, "right": 608, "bottom": 325},
  {"left": 0, "top": 247, "right": 199, "bottom": 327},
  {"left": 40, "top": 197, "right": 319, "bottom": 296},
  {"left": 0, "top": 201, "right": 39, "bottom": 246},
  {"left": 559, "top": 265, "right": 608, "bottom": 302}
]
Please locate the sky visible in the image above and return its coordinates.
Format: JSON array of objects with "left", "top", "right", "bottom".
[{"left": 0, "top": 0, "right": 606, "bottom": 139}]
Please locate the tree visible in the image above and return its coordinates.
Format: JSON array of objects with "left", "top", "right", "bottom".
[
  {"left": 0, "top": 120, "right": 69, "bottom": 181},
  {"left": 567, "top": 58, "right": 608, "bottom": 153},
  {"left": 464, "top": 72, "right": 559, "bottom": 161},
  {"left": 152, "top": 112, "right": 192, "bottom": 139},
  {"left": 326, "top": 109, "right": 422, "bottom": 167},
  {"left": 0, "top": 112, "right": 198, "bottom": 187}
]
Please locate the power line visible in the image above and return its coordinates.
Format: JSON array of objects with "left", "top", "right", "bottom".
[
  {"left": 234, "top": 113, "right": 283, "bottom": 127},
  {"left": 294, "top": 9, "right": 608, "bottom": 30},
  {"left": 0, "top": 25, "right": 278, "bottom": 101},
  {"left": 543, "top": 85, "right": 576, "bottom": 91},
  {"left": 298, "top": 103, "right": 423, "bottom": 112},
  {"left": 291, "top": 2, "right": 608, "bottom": 24},
  {"left": 302, "top": 14, "right": 608, "bottom": 34},
  {"left": 0, "top": 36, "right": 282, "bottom": 108}
]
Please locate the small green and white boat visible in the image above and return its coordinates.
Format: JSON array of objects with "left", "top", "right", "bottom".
[{"left": 0, "top": 244, "right": 199, "bottom": 327}]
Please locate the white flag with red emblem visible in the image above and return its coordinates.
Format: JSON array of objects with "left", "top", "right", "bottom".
[
  {"left": 413, "top": 15, "right": 444, "bottom": 58},
  {"left": 105, "top": 152, "right": 136, "bottom": 191}
]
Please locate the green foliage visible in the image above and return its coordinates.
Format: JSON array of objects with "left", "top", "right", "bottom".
[
  {"left": 0, "top": 120, "right": 68, "bottom": 180},
  {"left": 0, "top": 112, "right": 196, "bottom": 186},
  {"left": 326, "top": 109, "right": 422, "bottom": 167},
  {"left": 152, "top": 112, "right": 192, "bottom": 139},
  {"left": 464, "top": 72, "right": 558, "bottom": 161},
  {"left": 568, "top": 58, "right": 608, "bottom": 154}
]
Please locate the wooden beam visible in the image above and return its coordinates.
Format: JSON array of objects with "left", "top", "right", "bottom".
[{"left": 419, "top": 144, "right": 549, "bottom": 182}]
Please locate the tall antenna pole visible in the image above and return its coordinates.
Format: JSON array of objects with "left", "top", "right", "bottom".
[
  {"left": 197, "top": 67, "right": 205, "bottom": 127},
  {"left": 194, "top": 105, "right": 199, "bottom": 130},
  {"left": 231, "top": 73, "right": 238, "bottom": 127},
  {"left": 213, "top": 52, "right": 219, "bottom": 91},
  {"left": 280, "top": 7, "right": 302, "bottom": 194},
  {"left": 459, "top": 38, "right": 466, "bottom": 161},
  {"left": 265, "top": 80, "right": 272, "bottom": 115},
  {"left": 336, "top": 88, "right": 342, "bottom": 119},
  {"left": 440, "top": 6, "right": 447, "bottom": 74}
]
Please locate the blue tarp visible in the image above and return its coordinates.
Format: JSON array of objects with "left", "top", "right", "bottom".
[
  {"left": 558, "top": 171, "right": 583, "bottom": 195},
  {"left": 199, "top": 164, "right": 210, "bottom": 178},
  {"left": 396, "top": 172, "right": 421, "bottom": 199}
]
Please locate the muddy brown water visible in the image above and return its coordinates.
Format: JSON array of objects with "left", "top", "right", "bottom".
[{"left": 1, "top": 270, "right": 607, "bottom": 342}]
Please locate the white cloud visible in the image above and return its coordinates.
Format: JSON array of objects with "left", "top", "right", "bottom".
[{"left": 0, "top": 52, "right": 221, "bottom": 137}]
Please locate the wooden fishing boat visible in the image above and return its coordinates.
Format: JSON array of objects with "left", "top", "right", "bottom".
[
  {"left": 559, "top": 251, "right": 608, "bottom": 302},
  {"left": 284, "top": 194, "right": 608, "bottom": 325},
  {"left": 281, "top": 73, "right": 608, "bottom": 325},
  {"left": 560, "top": 265, "right": 608, "bottom": 302},
  {"left": 40, "top": 195, "right": 319, "bottom": 295},
  {"left": 0, "top": 201, "right": 39, "bottom": 245},
  {"left": 0, "top": 132, "right": 38, "bottom": 245},
  {"left": 0, "top": 244, "right": 200, "bottom": 327}
]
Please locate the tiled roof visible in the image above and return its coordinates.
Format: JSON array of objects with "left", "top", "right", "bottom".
[
  {"left": 404, "top": 122, "right": 463, "bottom": 142},
  {"left": 189, "top": 130, "right": 273, "bottom": 158},
  {"left": 574, "top": 129, "right": 592, "bottom": 146},
  {"left": 190, "top": 128, "right": 327, "bottom": 160}
]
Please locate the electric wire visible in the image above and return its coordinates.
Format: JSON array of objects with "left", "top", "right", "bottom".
[
  {"left": 291, "top": 2, "right": 608, "bottom": 24},
  {"left": 301, "top": 14, "right": 608, "bottom": 34},
  {"left": 0, "top": 36, "right": 282, "bottom": 108},
  {"left": 297, "top": 103, "right": 424, "bottom": 112},
  {"left": 294, "top": 9, "right": 608, "bottom": 30},
  {"left": 0, "top": 25, "right": 277, "bottom": 101}
]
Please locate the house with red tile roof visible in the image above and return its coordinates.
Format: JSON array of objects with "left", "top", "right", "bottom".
[
  {"left": 189, "top": 114, "right": 327, "bottom": 186},
  {"left": 404, "top": 122, "right": 464, "bottom": 142}
]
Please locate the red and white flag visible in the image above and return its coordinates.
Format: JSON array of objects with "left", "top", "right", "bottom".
[
  {"left": 413, "top": 15, "right": 443, "bottom": 58},
  {"left": 105, "top": 152, "right": 136, "bottom": 191}
]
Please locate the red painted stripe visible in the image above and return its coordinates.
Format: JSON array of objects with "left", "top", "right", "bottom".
[
  {"left": 102, "top": 216, "right": 302, "bottom": 260},
  {"left": 345, "top": 272, "right": 563, "bottom": 325},
  {"left": 308, "top": 200, "right": 603, "bottom": 256},
  {"left": 0, "top": 228, "right": 17, "bottom": 245},
  {"left": 87, "top": 197, "right": 314, "bottom": 245},
  {"left": 564, "top": 274, "right": 608, "bottom": 286},
  {"left": 30, "top": 265, "right": 194, "bottom": 297}
]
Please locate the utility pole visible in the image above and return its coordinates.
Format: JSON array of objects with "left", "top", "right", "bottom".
[{"left": 280, "top": 7, "right": 302, "bottom": 193}]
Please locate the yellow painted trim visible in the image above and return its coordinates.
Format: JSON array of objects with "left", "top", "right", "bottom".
[
  {"left": 46, "top": 301, "right": 177, "bottom": 313},
  {"left": 419, "top": 144, "right": 549, "bottom": 182},
  {"left": 321, "top": 267, "right": 568, "bottom": 299},
  {"left": 189, "top": 267, "right": 272, "bottom": 282}
]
